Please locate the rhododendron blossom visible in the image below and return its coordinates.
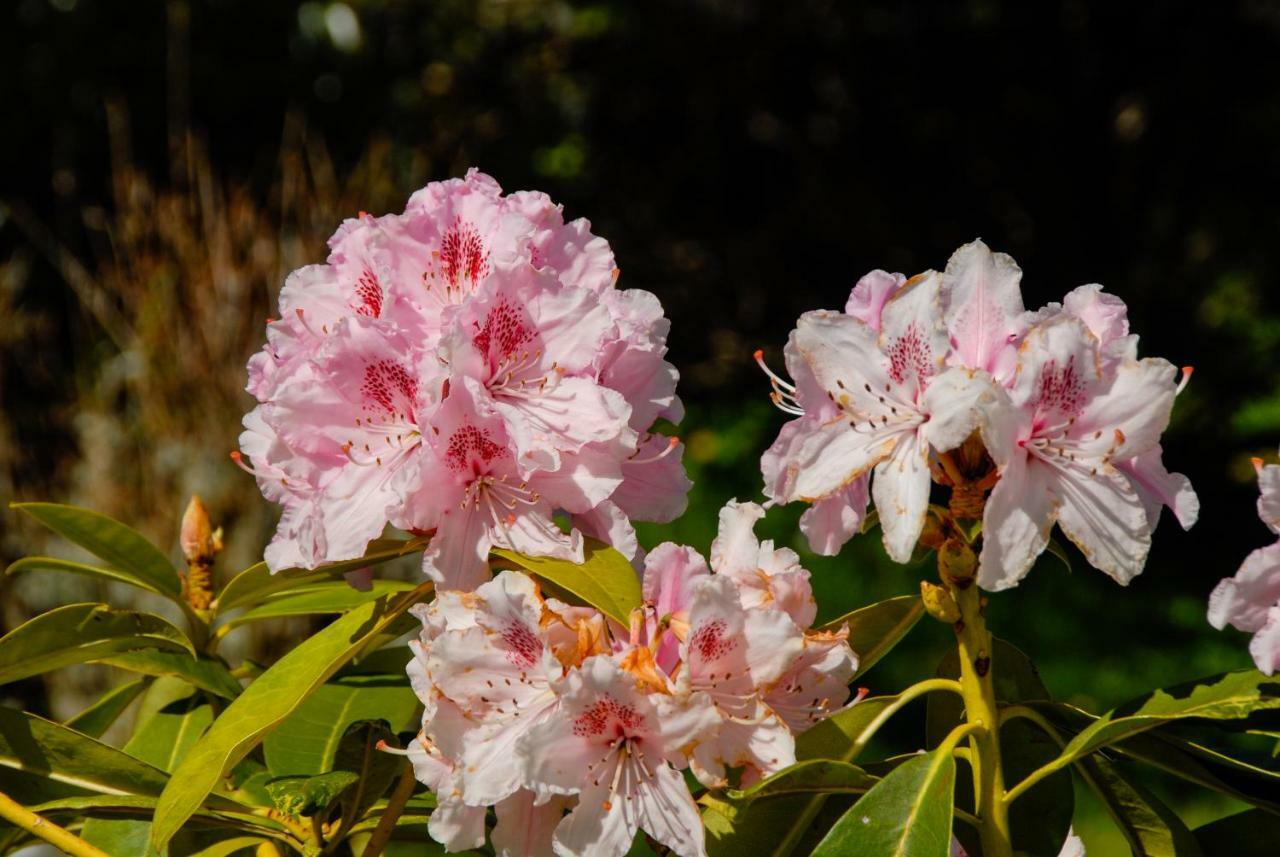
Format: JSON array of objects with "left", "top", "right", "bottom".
[
  {"left": 1209, "top": 454, "right": 1280, "bottom": 674},
  {"left": 237, "top": 170, "right": 688, "bottom": 587},
  {"left": 760, "top": 239, "right": 1196, "bottom": 588},
  {"left": 401, "top": 499, "right": 859, "bottom": 856}
]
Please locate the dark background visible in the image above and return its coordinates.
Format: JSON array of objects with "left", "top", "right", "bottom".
[{"left": 2, "top": 1, "right": 1278, "bottom": 848}]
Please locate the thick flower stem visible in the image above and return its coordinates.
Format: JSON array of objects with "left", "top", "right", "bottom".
[
  {"left": 952, "top": 582, "right": 1013, "bottom": 857},
  {"left": 0, "top": 790, "right": 110, "bottom": 857}
]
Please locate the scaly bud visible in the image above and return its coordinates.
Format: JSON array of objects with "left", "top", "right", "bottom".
[
  {"left": 938, "top": 537, "right": 978, "bottom": 586},
  {"left": 180, "top": 495, "right": 215, "bottom": 565},
  {"left": 920, "top": 580, "right": 961, "bottom": 624},
  {"left": 918, "top": 511, "right": 947, "bottom": 550}
]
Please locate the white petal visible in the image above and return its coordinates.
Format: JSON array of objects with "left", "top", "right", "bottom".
[
  {"left": 632, "top": 761, "right": 708, "bottom": 857},
  {"left": 872, "top": 434, "right": 932, "bottom": 564},
  {"left": 710, "top": 500, "right": 767, "bottom": 578},
  {"left": 799, "top": 479, "right": 869, "bottom": 556},
  {"left": 428, "top": 795, "right": 487, "bottom": 852},
  {"left": 1208, "top": 542, "right": 1280, "bottom": 633},
  {"left": 943, "top": 239, "right": 1026, "bottom": 378},
  {"left": 1249, "top": 607, "right": 1280, "bottom": 676},
  {"left": 1259, "top": 462, "right": 1280, "bottom": 534},
  {"left": 1116, "top": 445, "right": 1199, "bottom": 534},
  {"left": 1053, "top": 463, "right": 1151, "bottom": 584},
  {"left": 920, "top": 367, "right": 1008, "bottom": 453},
  {"left": 978, "top": 454, "right": 1056, "bottom": 591},
  {"left": 493, "top": 791, "right": 572, "bottom": 857}
]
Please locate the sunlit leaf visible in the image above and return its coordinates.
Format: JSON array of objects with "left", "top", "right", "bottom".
[
  {"left": 0, "top": 603, "right": 193, "bottom": 686},
  {"left": 0, "top": 707, "right": 169, "bottom": 796},
  {"left": 265, "top": 770, "right": 359, "bottom": 816},
  {"left": 217, "top": 579, "right": 417, "bottom": 633},
  {"left": 810, "top": 747, "right": 955, "bottom": 857},
  {"left": 492, "top": 539, "right": 640, "bottom": 626},
  {"left": 149, "top": 582, "right": 432, "bottom": 851},
  {"left": 728, "top": 760, "right": 876, "bottom": 802},
  {"left": 10, "top": 503, "right": 182, "bottom": 597},
  {"left": 95, "top": 650, "right": 242, "bottom": 699},
  {"left": 214, "top": 537, "right": 423, "bottom": 614}
]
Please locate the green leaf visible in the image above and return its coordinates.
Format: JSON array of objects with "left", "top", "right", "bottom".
[
  {"left": 818, "top": 595, "right": 924, "bottom": 679},
  {"left": 0, "top": 603, "right": 193, "bottom": 686},
  {"left": 64, "top": 677, "right": 150, "bottom": 738},
  {"left": 928, "top": 639, "right": 1071, "bottom": 857},
  {"left": 149, "top": 582, "right": 431, "bottom": 852},
  {"left": 264, "top": 674, "right": 420, "bottom": 776},
  {"left": 1192, "top": 809, "right": 1280, "bottom": 856},
  {"left": 811, "top": 747, "right": 955, "bottom": 857},
  {"left": 183, "top": 836, "right": 273, "bottom": 857},
  {"left": 1035, "top": 670, "right": 1280, "bottom": 777},
  {"left": 6, "top": 556, "right": 178, "bottom": 602},
  {"left": 95, "top": 650, "right": 243, "bottom": 699},
  {"left": 1076, "top": 754, "right": 1203, "bottom": 857},
  {"left": 265, "top": 770, "right": 359, "bottom": 816},
  {"left": 796, "top": 695, "right": 901, "bottom": 762},
  {"left": 1027, "top": 701, "right": 1280, "bottom": 814},
  {"left": 492, "top": 539, "right": 641, "bottom": 627},
  {"left": 217, "top": 579, "right": 418, "bottom": 632},
  {"left": 11, "top": 503, "right": 182, "bottom": 597},
  {"left": 728, "top": 760, "right": 876, "bottom": 801},
  {"left": 215, "top": 537, "right": 423, "bottom": 614},
  {"left": 0, "top": 707, "right": 170, "bottom": 796}
]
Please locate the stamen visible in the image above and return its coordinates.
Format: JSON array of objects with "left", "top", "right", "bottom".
[
  {"left": 1176, "top": 366, "right": 1193, "bottom": 395},
  {"left": 629, "top": 436, "right": 680, "bottom": 465}
]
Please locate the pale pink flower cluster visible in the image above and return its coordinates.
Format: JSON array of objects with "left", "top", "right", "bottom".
[
  {"left": 1209, "top": 454, "right": 1280, "bottom": 674},
  {"left": 238, "top": 171, "right": 689, "bottom": 589},
  {"left": 760, "top": 240, "right": 1198, "bottom": 590},
  {"left": 401, "top": 501, "right": 858, "bottom": 857}
]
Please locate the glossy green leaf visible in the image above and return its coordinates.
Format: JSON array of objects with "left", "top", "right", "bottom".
[
  {"left": 264, "top": 674, "right": 419, "bottom": 776},
  {"left": 1028, "top": 701, "right": 1280, "bottom": 814},
  {"left": 81, "top": 678, "right": 215, "bottom": 854},
  {"left": 796, "top": 695, "right": 900, "bottom": 762},
  {"left": 11, "top": 503, "right": 182, "bottom": 597},
  {"left": 729, "top": 760, "right": 876, "bottom": 801},
  {"left": 218, "top": 579, "right": 418, "bottom": 632},
  {"left": 332, "top": 720, "right": 405, "bottom": 824},
  {"left": 811, "top": 747, "right": 955, "bottom": 857},
  {"left": 63, "top": 677, "right": 150, "bottom": 738},
  {"left": 266, "top": 770, "right": 359, "bottom": 816},
  {"left": 0, "top": 603, "right": 193, "bottom": 686},
  {"left": 149, "top": 582, "right": 431, "bottom": 851},
  {"left": 215, "top": 537, "right": 423, "bottom": 614},
  {"left": 95, "top": 650, "right": 242, "bottom": 699},
  {"left": 1076, "top": 754, "right": 1202, "bottom": 856},
  {"left": 1032, "top": 670, "right": 1280, "bottom": 780},
  {"left": 184, "top": 836, "right": 273, "bottom": 857},
  {"left": 1192, "top": 809, "right": 1280, "bottom": 856},
  {"left": 928, "top": 638, "right": 1070, "bottom": 857},
  {"left": 0, "top": 707, "right": 170, "bottom": 796},
  {"left": 818, "top": 595, "right": 924, "bottom": 679},
  {"left": 6, "top": 556, "right": 176, "bottom": 602},
  {"left": 492, "top": 539, "right": 641, "bottom": 626}
]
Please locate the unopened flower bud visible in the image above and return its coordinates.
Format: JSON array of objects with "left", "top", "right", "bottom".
[
  {"left": 918, "top": 512, "right": 947, "bottom": 549},
  {"left": 181, "top": 495, "right": 216, "bottom": 565},
  {"left": 938, "top": 537, "right": 977, "bottom": 585},
  {"left": 920, "top": 580, "right": 961, "bottom": 624}
]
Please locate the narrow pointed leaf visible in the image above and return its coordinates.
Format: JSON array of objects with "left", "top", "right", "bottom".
[
  {"left": 215, "top": 538, "right": 423, "bottom": 614},
  {"left": 811, "top": 747, "right": 955, "bottom": 857},
  {"left": 1031, "top": 671, "right": 1280, "bottom": 780},
  {"left": 492, "top": 539, "right": 641, "bottom": 626},
  {"left": 6, "top": 556, "right": 177, "bottom": 600},
  {"left": 64, "top": 677, "right": 150, "bottom": 738},
  {"left": 818, "top": 595, "right": 924, "bottom": 679},
  {"left": 218, "top": 579, "right": 417, "bottom": 632},
  {"left": 1076, "top": 754, "right": 1203, "bottom": 856},
  {"left": 149, "top": 582, "right": 432, "bottom": 851},
  {"left": 95, "top": 650, "right": 242, "bottom": 699},
  {"left": 0, "top": 707, "right": 170, "bottom": 796},
  {"left": 11, "top": 503, "right": 181, "bottom": 597},
  {"left": 729, "top": 760, "right": 876, "bottom": 801},
  {"left": 796, "top": 695, "right": 900, "bottom": 762},
  {"left": 0, "top": 603, "right": 193, "bottom": 685}
]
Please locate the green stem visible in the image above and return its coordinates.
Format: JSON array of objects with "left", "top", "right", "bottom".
[
  {"left": 360, "top": 763, "right": 417, "bottom": 857},
  {"left": 772, "top": 677, "right": 964, "bottom": 856},
  {"left": 0, "top": 790, "right": 110, "bottom": 857},
  {"left": 952, "top": 582, "right": 1013, "bottom": 857}
]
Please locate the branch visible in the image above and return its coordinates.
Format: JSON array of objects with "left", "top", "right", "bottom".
[
  {"left": 0, "top": 791, "right": 110, "bottom": 857},
  {"left": 359, "top": 764, "right": 417, "bottom": 857}
]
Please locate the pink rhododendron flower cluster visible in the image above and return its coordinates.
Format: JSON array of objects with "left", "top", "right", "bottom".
[
  {"left": 237, "top": 170, "right": 690, "bottom": 589},
  {"left": 759, "top": 239, "right": 1198, "bottom": 590},
  {"left": 400, "top": 501, "right": 858, "bottom": 857},
  {"left": 1209, "top": 453, "right": 1280, "bottom": 674}
]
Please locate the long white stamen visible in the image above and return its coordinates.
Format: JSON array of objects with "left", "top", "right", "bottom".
[{"left": 629, "top": 435, "right": 680, "bottom": 465}]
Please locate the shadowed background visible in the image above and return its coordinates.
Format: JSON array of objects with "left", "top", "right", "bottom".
[{"left": 2, "top": 1, "right": 1279, "bottom": 851}]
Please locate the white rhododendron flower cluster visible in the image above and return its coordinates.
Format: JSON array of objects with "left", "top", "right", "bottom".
[
  {"left": 237, "top": 170, "right": 690, "bottom": 589},
  {"left": 758, "top": 239, "right": 1199, "bottom": 590},
  {"left": 1209, "top": 453, "right": 1280, "bottom": 674},
  {"left": 399, "top": 501, "right": 858, "bottom": 857}
]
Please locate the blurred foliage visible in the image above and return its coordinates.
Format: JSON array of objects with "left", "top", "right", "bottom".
[{"left": 2, "top": 1, "right": 1280, "bottom": 849}]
